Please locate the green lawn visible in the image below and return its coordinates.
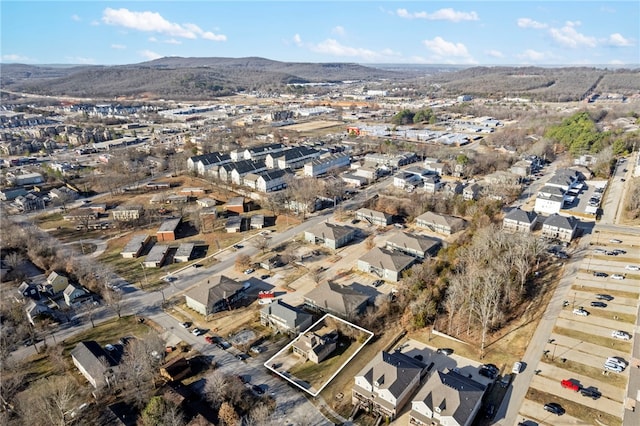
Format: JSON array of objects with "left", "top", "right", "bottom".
[{"left": 553, "top": 326, "right": 632, "bottom": 353}]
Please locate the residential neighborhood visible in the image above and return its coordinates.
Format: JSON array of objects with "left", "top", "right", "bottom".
[{"left": 1, "top": 59, "right": 639, "bottom": 426}]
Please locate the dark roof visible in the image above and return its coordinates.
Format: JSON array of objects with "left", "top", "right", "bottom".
[
  {"left": 185, "top": 275, "right": 245, "bottom": 313},
  {"left": 504, "top": 207, "right": 538, "bottom": 224},
  {"left": 257, "top": 168, "right": 290, "bottom": 181},
  {"left": 189, "top": 152, "right": 231, "bottom": 166},
  {"left": 543, "top": 213, "right": 578, "bottom": 230},
  {"left": 272, "top": 146, "right": 319, "bottom": 161},
  {"left": 304, "top": 281, "right": 370, "bottom": 316},
  {"left": 358, "top": 351, "right": 423, "bottom": 398},
  {"left": 222, "top": 159, "right": 266, "bottom": 174}
]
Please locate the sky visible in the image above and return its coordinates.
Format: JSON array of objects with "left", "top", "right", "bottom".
[{"left": 1, "top": 1, "right": 639, "bottom": 66}]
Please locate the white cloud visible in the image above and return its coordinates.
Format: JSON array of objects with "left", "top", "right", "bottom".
[
  {"left": 396, "top": 8, "right": 478, "bottom": 22},
  {"left": 331, "top": 26, "right": 345, "bottom": 36},
  {"left": 139, "top": 50, "right": 162, "bottom": 60},
  {"left": 2, "top": 54, "right": 33, "bottom": 62},
  {"left": 310, "top": 39, "right": 383, "bottom": 61},
  {"left": 517, "top": 18, "right": 547, "bottom": 29},
  {"left": 71, "top": 14, "right": 81, "bottom": 22},
  {"left": 149, "top": 37, "right": 157, "bottom": 42},
  {"left": 102, "top": 8, "right": 226, "bottom": 41},
  {"left": 423, "top": 37, "right": 470, "bottom": 57},
  {"left": 111, "top": 44, "right": 126, "bottom": 50},
  {"left": 549, "top": 22, "right": 597, "bottom": 48},
  {"left": 607, "top": 33, "right": 633, "bottom": 47},
  {"left": 293, "top": 34, "right": 303, "bottom": 46},
  {"left": 485, "top": 50, "right": 504, "bottom": 58},
  {"left": 517, "top": 49, "right": 546, "bottom": 61},
  {"left": 164, "top": 38, "right": 182, "bottom": 45}
]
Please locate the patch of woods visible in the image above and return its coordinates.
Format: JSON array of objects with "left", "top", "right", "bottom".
[{"left": 625, "top": 178, "right": 640, "bottom": 220}]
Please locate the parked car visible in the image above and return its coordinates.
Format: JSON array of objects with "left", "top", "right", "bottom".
[
  {"left": 590, "top": 301, "right": 607, "bottom": 308},
  {"left": 512, "top": 361, "right": 524, "bottom": 374},
  {"left": 372, "top": 279, "right": 384, "bottom": 287},
  {"left": 233, "top": 244, "right": 243, "bottom": 249},
  {"left": 612, "top": 330, "right": 631, "bottom": 340},
  {"left": 606, "top": 356, "right": 628, "bottom": 368},
  {"left": 580, "top": 387, "right": 601, "bottom": 399},
  {"left": 544, "top": 402, "right": 565, "bottom": 415},
  {"left": 437, "top": 348, "right": 454, "bottom": 355},
  {"left": 572, "top": 308, "right": 589, "bottom": 316},
  {"left": 604, "top": 362, "right": 624, "bottom": 373},
  {"left": 593, "top": 248, "right": 607, "bottom": 254},
  {"left": 479, "top": 367, "right": 498, "bottom": 379},
  {"left": 499, "top": 374, "right": 513, "bottom": 388},
  {"left": 180, "top": 322, "right": 191, "bottom": 328},
  {"left": 625, "top": 265, "right": 639, "bottom": 271},
  {"left": 251, "top": 385, "right": 265, "bottom": 395},
  {"left": 192, "top": 328, "right": 206, "bottom": 336},
  {"left": 244, "top": 268, "right": 255, "bottom": 274},
  {"left": 593, "top": 271, "right": 608, "bottom": 277},
  {"left": 561, "top": 379, "right": 581, "bottom": 391},
  {"left": 596, "top": 294, "right": 614, "bottom": 301},
  {"left": 611, "top": 274, "right": 625, "bottom": 280},
  {"left": 609, "top": 239, "right": 622, "bottom": 243}
]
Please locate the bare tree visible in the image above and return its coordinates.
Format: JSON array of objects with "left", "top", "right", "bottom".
[
  {"left": 116, "top": 335, "right": 163, "bottom": 408},
  {"left": 104, "top": 289, "right": 123, "bottom": 318},
  {"left": 252, "top": 235, "right": 270, "bottom": 254},
  {"left": 204, "top": 371, "right": 228, "bottom": 409},
  {"left": 247, "top": 402, "right": 273, "bottom": 426},
  {"left": 234, "top": 254, "right": 252, "bottom": 272},
  {"left": 218, "top": 401, "right": 240, "bottom": 426},
  {"left": 15, "top": 375, "right": 82, "bottom": 426}
]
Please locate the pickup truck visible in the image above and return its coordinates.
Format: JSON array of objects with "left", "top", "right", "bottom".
[{"left": 561, "top": 379, "right": 581, "bottom": 392}]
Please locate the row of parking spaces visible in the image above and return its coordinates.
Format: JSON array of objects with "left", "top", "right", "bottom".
[{"left": 519, "top": 236, "right": 638, "bottom": 425}]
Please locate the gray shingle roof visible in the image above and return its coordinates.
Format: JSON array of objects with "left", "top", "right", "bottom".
[
  {"left": 358, "top": 351, "right": 423, "bottom": 399},
  {"left": 185, "top": 275, "right": 244, "bottom": 311},
  {"left": 359, "top": 247, "right": 415, "bottom": 272},
  {"left": 504, "top": 207, "right": 538, "bottom": 224},
  {"left": 304, "top": 281, "right": 370, "bottom": 317},
  {"left": 261, "top": 300, "right": 312, "bottom": 330},
  {"left": 306, "top": 222, "right": 355, "bottom": 242},
  {"left": 543, "top": 213, "right": 578, "bottom": 230}
]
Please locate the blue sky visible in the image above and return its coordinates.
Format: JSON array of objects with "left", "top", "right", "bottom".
[{"left": 2, "top": 1, "right": 638, "bottom": 66}]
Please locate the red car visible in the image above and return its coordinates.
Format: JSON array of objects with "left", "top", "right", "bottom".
[
  {"left": 205, "top": 336, "right": 214, "bottom": 344},
  {"left": 561, "top": 379, "right": 581, "bottom": 392}
]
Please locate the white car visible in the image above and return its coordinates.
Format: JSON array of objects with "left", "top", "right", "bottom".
[
  {"left": 611, "top": 274, "right": 625, "bottom": 280},
  {"left": 512, "top": 361, "right": 523, "bottom": 374},
  {"left": 604, "top": 362, "right": 624, "bottom": 373},
  {"left": 609, "top": 239, "right": 622, "bottom": 243},
  {"left": 612, "top": 330, "right": 631, "bottom": 340},
  {"left": 573, "top": 308, "right": 589, "bottom": 316},
  {"left": 625, "top": 265, "right": 639, "bottom": 271},
  {"left": 606, "top": 356, "right": 628, "bottom": 368}
]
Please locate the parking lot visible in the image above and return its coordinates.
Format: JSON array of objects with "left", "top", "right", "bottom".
[{"left": 518, "top": 231, "right": 639, "bottom": 425}]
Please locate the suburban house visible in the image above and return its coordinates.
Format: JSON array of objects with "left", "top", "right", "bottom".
[
  {"left": 341, "top": 173, "right": 369, "bottom": 187},
  {"left": 356, "top": 208, "right": 392, "bottom": 226},
  {"left": 503, "top": 208, "right": 538, "bottom": 233},
  {"left": 225, "top": 216, "right": 242, "bottom": 233},
  {"left": 187, "top": 152, "right": 232, "bottom": 176},
  {"left": 225, "top": 197, "right": 246, "bottom": 214},
  {"left": 218, "top": 159, "right": 267, "bottom": 184},
  {"left": 196, "top": 198, "right": 217, "bottom": 208},
  {"left": 509, "top": 160, "right": 533, "bottom": 178},
  {"left": 541, "top": 213, "right": 579, "bottom": 242},
  {"left": 25, "top": 300, "right": 53, "bottom": 324},
  {"left": 63, "top": 284, "right": 91, "bottom": 306},
  {"left": 253, "top": 168, "right": 290, "bottom": 193},
  {"left": 534, "top": 185, "right": 567, "bottom": 215},
  {"left": 304, "top": 153, "right": 350, "bottom": 177},
  {"left": 241, "top": 143, "right": 286, "bottom": 161},
  {"left": 292, "top": 330, "right": 338, "bottom": 363},
  {"left": 17, "top": 281, "right": 40, "bottom": 301},
  {"left": 353, "top": 166, "right": 379, "bottom": 181},
  {"left": 260, "top": 300, "right": 313, "bottom": 335},
  {"left": 352, "top": 350, "right": 424, "bottom": 420},
  {"left": 184, "top": 275, "right": 247, "bottom": 316},
  {"left": 266, "top": 146, "right": 321, "bottom": 170},
  {"left": 156, "top": 217, "right": 181, "bottom": 242},
  {"left": 250, "top": 214, "right": 265, "bottom": 229},
  {"left": 463, "top": 183, "right": 483, "bottom": 201},
  {"left": 304, "top": 222, "right": 357, "bottom": 250},
  {"left": 357, "top": 247, "right": 415, "bottom": 282},
  {"left": 112, "top": 205, "right": 143, "bottom": 222},
  {"left": 70, "top": 341, "right": 117, "bottom": 388},
  {"left": 415, "top": 212, "right": 467, "bottom": 235},
  {"left": 174, "top": 243, "right": 195, "bottom": 263},
  {"left": 409, "top": 369, "right": 486, "bottom": 426},
  {"left": 47, "top": 271, "right": 69, "bottom": 293},
  {"left": 422, "top": 175, "right": 443, "bottom": 194},
  {"left": 304, "top": 282, "right": 370, "bottom": 319},
  {"left": 15, "top": 193, "right": 45, "bottom": 212},
  {"left": 385, "top": 232, "right": 442, "bottom": 259},
  {"left": 392, "top": 171, "right": 423, "bottom": 189},
  {"left": 121, "top": 234, "right": 151, "bottom": 258},
  {"left": 143, "top": 244, "right": 170, "bottom": 268}
]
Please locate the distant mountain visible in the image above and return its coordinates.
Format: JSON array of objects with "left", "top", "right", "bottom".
[
  {"left": 0, "top": 56, "right": 418, "bottom": 100},
  {"left": 1, "top": 57, "right": 637, "bottom": 102}
]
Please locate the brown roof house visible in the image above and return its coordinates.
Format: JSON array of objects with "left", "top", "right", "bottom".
[
  {"left": 357, "top": 247, "right": 415, "bottom": 282},
  {"left": 184, "top": 275, "right": 248, "bottom": 317},
  {"left": 70, "top": 341, "right": 117, "bottom": 388},
  {"left": 260, "top": 300, "right": 313, "bottom": 335},
  {"left": 409, "top": 368, "right": 486, "bottom": 426},
  {"left": 415, "top": 212, "right": 466, "bottom": 235},
  {"left": 352, "top": 350, "right": 424, "bottom": 420},
  {"left": 304, "top": 222, "right": 357, "bottom": 250},
  {"left": 292, "top": 330, "right": 337, "bottom": 363},
  {"left": 385, "top": 232, "right": 441, "bottom": 259},
  {"left": 304, "top": 282, "right": 370, "bottom": 319}
]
